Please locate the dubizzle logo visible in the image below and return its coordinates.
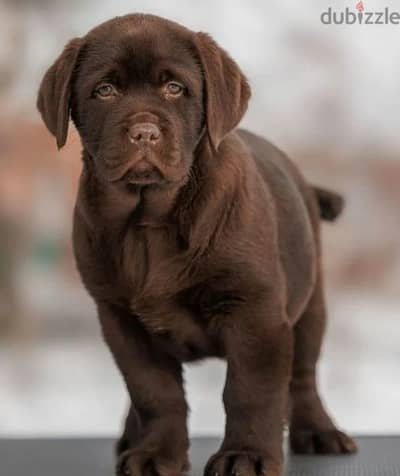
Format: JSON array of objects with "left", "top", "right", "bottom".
[{"left": 321, "top": 1, "right": 400, "bottom": 24}]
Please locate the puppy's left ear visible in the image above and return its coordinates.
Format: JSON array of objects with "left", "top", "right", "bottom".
[
  {"left": 37, "top": 38, "right": 82, "bottom": 149},
  {"left": 194, "top": 32, "right": 251, "bottom": 151}
]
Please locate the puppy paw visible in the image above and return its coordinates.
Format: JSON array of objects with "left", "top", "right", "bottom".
[
  {"left": 204, "top": 450, "right": 282, "bottom": 476},
  {"left": 117, "top": 448, "right": 189, "bottom": 476},
  {"left": 290, "top": 428, "right": 357, "bottom": 455}
]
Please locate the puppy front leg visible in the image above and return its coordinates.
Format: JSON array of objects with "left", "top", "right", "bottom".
[
  {"left": 206, "top": 299, "right": 292, "bottom": 476},
  {"left": 98, "top": 304, "right": 189, "bottom": 476}
]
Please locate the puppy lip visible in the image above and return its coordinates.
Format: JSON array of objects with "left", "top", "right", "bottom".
[
  {"left": 126, "top": 176, "right": 165, "bottom": 186},
  {"left": 123, "top": 163, "right": 165, "bottom": 186},
  {"left": 105, "top": 150, "right": 185, "bottom": 185}
]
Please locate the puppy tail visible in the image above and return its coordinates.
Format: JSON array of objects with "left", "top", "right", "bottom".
[{"left": 313, "top": 186, "right": 345, "bottom": 221}]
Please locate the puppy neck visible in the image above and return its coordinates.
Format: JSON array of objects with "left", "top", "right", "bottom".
[{"left": 131, "top": 183, "right": 182, "bottom": 227}]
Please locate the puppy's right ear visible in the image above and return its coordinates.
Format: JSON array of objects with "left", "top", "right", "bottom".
[{"left": 37, "top": 38, "right": 82, "bottom": 149}]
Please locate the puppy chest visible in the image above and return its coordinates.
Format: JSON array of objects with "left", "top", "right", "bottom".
[{"left": 119, "top": 225, "right": 181, "bottom": 293}]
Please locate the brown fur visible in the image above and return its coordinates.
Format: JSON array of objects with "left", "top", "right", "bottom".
[{"left": 37, "top": 14, "right": 357, "bottom": 476}]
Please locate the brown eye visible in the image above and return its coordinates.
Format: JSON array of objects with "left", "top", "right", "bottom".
[
  {"left": 94, "top": 83, "right": 116, "bottom": 98},
  {"left": 165, "top": 81, "right": 184, "bottom": 96}
]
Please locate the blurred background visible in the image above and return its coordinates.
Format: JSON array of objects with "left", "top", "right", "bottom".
[{"left": 0, "top": 0, "right": 399, "bottom": 437}]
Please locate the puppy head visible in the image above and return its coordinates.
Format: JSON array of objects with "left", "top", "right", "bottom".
[{"left": 37, "top": 14, "right": 250, "bottom": 188}]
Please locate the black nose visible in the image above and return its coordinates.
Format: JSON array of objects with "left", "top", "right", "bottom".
[{"left": 128, "top": 122, "right": 161, "bottom": 145}]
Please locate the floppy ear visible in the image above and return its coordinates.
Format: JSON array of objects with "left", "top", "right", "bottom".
[
  {"left": 37, "top": 38, "right": 82, "bottom": 149},
  {"left": 194, "top": 32, "right": 251, "bottom": 151}
]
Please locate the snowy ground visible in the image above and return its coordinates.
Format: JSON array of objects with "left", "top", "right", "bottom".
[{"left": 1, "top": 292, "right": 399, "bottom": 437}]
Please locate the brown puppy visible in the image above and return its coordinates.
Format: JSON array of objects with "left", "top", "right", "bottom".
[{"left": 37, "top": 14, "right": 356, "bottom": 476}]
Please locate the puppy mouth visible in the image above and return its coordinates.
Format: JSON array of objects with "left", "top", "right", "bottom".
[
  {"left": 104, "top": 148, "right": 185, "bottom": 186},
  {"left": 106, "top": 150, "right": 166, "bottom": 185},
  {"left": 123, "top": 164, "right": 165, "bottom": 186}
]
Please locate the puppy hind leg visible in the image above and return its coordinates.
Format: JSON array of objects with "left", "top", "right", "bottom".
[
  {"left": 116, "top": 404, "right": 141, "bottom": 456},
  {"left": 289, "top": 267, "right": 357, "bottom": 454}
]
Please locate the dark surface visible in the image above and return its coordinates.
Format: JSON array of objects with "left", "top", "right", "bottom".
[{"left": 0, "top": 437, "right": 399, "bottom": 476}]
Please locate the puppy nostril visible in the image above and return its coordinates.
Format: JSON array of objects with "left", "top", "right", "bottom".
[
  {"left": 150, "top": 130, "right": 160, "bottom": 142},
  {"left": 128, "top": 122, "right": 161, "bottom": 144}
]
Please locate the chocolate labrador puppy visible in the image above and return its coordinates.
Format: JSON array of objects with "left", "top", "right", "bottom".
[{"left": 37, "top": 13, "right": 356, "bottom": 476}]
